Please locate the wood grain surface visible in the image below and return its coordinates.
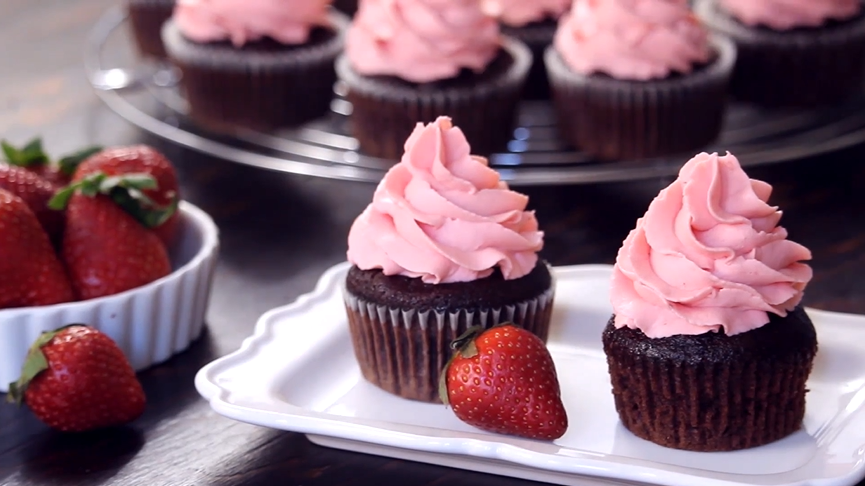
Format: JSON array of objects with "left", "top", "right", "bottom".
[{"left": 0, "top": 1, "right": 863, "bottom": 485}]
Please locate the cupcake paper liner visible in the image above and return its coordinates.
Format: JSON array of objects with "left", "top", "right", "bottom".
[
  {"left": 161, "top": 11, "right": 349, "bottom": 133},
  {"left": 696, "top": 0, "right": 865, "bottom": 107},
  {"left": 602, "top": 309, "right": 817, "bottom": 452},
  {"left": 502, "top": 20, "right": 557, "bottom": 100},
  {"left": 128, "top": 0, "right": 176, "bottom": 59},
  {"left": 343, "top": 283, "right": 555, "bottom": 403},
  {"left": 545, "top": 35, "right": 736, "bottom": 161},
  {"left": 336, "top": 36, "right": 532, "bottom": 160}
]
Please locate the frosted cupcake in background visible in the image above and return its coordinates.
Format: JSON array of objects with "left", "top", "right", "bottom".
[
  {"left": 695, "top": 0, "right": 865, "bottom": 107},
  {"left": 128, "top": 0, "right": 176, "bottom": 59},
  {"left": 603, "top": 151, "right": 817, "bottom": 451},
  {"left": 336, "top": 0, "right": 531, "bottom": 160},
  {"left": 545, "top": 0, "right": 736, "bottom": 161},
  {"left": 491, "top": 0, "right": 570, "bottom": 99},
  {"left": 343, "top": 116, "right": 555, "bottom": 403},
  {"left": 161, "top": 0, "right": 349, "bottom": 133}
]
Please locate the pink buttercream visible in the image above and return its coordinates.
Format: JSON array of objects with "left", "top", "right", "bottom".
[
  {"left": 610, "top": 152, "right": 813, "bottom": 338},
  {"left": 173, "top": 0, "right": 331, "bottom": 47},
  {"left": 346, "top": 117, "right": 543, "bottom": 284},
  {"left": 554, "top": 0, "right": 712, "bottom": 81},
  {"left": 345, "top": 0, "right": 501, "bottom": 83},
  {"left": 491, "top": 0, "right": 570, "bottom": 27},
  {"left": 719, "top": 0, "right": 861, "bottom": 30}
]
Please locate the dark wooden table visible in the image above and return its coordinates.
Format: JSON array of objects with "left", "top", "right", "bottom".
[{"left": 1, "top": 1, "right": 864, "bottom": 485}]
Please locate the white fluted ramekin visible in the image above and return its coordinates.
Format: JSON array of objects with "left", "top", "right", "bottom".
[{"left": 0, "top": 201, "right": 219, "bottom": 392}]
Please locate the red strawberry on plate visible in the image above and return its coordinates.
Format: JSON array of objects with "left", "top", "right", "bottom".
[
  {"left": 73, "top": 145, "right": 180, "bottom": 247},
  {"left": 440, "top": 324, "right": 568, "bottom": 441},
  {"left": 50, "top": 172, "right": 175, "bottom": 300},
  {"left": 2, "top": 137, "right": 101, "bottom": 188},
  {"left": 0, "top": 188, "right": 74, "bottom": 309},
  {"left": 7, "top": 325, "right": 146, "bottom": 432}
]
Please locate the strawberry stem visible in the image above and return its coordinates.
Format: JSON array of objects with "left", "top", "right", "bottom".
[
  {"left": 5, "top": 325, "right": 86, "bottom": 405},
  {"left": 48, "top": 172, "right": 177, "bottom": 228},
  {"left": 450, "top": 326, "right": 484, "bottom": 358},
  {"left": 438, "top": 325, "right": 487, "bottom": 406}
]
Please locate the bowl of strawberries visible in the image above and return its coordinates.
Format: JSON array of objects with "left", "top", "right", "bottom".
[{"left": 0, "top": 141, "right": 219, "bottom": 392}]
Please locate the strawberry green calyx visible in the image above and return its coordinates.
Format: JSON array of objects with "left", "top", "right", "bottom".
[
  {"left": 48, "top": 171, "right": 178, "bottom": 228},
  {"left": 1, "top": 137, "right": 101, "bottom": 173},
  {"left": 58, "top": 146, "right": 103, "bottom": 176},
  {"left": 438, "top": 325, "right": 486, "bottom": 406},
  {"left": 6, "top": 324, "right": 86, "bottom": 405},
  {"left": 1, "top": 138, "right": 49, "bottom": 167}
]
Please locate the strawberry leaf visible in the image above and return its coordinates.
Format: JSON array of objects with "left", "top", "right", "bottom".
[
  {"left": 450, "top": 325, "right": 484, "bottom": 357},
  {"left": 47, "top": 172, "right": 109, "bottom": 210},
  {"left": 438, "top": 325, "right": 486, "bottom": 406},
  {"left": 101, "top": 173, "right": 158, "bottom": 193},
  {"left": 1, "top": 138, "right": 49, "bottom": 168},
  {"left": 48, "top": 185, "right": 75, "bottom": 210},
  {"left": 111, "top": 187, "right": 178, "bottom": 229},
  {"left": 438, "top": 361, "right": 451, "bottom": 407},
  {"left": 48, "top": 172, "right": 177, "bottom": 228},
  {"left": 58, "top": 146, "right": 102, "bottom": 176},
  {"left": 6, "top": 326, "right": 82, "bottom": 405}
]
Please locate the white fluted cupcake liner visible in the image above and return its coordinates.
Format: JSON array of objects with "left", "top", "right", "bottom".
[
  {"left": 0, "top": 202, "right": 219, "bottom": 392},
  {"left": 343, "top": 283, "right": 555, "bottom": 403}
]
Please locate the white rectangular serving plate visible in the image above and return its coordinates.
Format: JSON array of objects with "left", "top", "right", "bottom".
[{"left": 196, "top": 263, "right": 865, "bottom": 486}]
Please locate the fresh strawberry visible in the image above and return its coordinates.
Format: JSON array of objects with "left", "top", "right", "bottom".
[
  {"left": 441, "top": 324, "right": 568, "bottom": 440},
  {"left": 7, "top": 325, "right": 146, "bottom": 432},
  {"left": 50, "top": 172, "right": 174, "bottom": 300},
  {"left": 0, "top": 163, "right": 65, "bottom": 243},
  {"left": 0, "top": 188, "right": 74, "bottom": 309},
  {"left": 2, "top": 138, "right": 101, "bottom": 188},
  {"left": 73, "top": 146, "right": 180, "bottom": 247}
]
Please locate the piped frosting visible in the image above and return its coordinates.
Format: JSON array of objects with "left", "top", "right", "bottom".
[
  {"left": 554, "top": 0, "right": 712, "bottom": 81},
  {"left": 173, "top": 0, "right": 331, "bottom": 46},
  {"left": 610, "top": 152, "right": 813, "bottom": 338},
  {"left": 344, "top": 0, "right": 501, "bottom": 83},
  {"left": 347, "top": 117, "right": 543, "bottom": 284}
]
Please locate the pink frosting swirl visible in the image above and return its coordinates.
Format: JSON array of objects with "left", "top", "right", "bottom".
[
  {"left": 345, "top": 0, "right": 501, "bottom": 83},
  {"left": 490, "top": 0, "right": 570, "bottom": 27},
  {"left": 719, "top": 0, "right": 861, "bottom": 30},
  {"left": 346, "top": 117, "right": 543, "bottom": 284},
  {"left": 610, "top": 152, "right": 813, "bottom": 338},
  {"left": 554, "top": 0, "right": 712, "bottom": 81},
  {"left": 173, "top": 0, "right": 331, "bottom": 46}
]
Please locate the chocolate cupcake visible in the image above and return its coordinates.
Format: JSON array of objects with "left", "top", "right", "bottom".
[
  {"left": 492, "top": 0, "right": 570, "bottom": 99},
  {"left": 336, "top": 0, "right": 531, "bottom": 160},
  {"left": 128, "top": 0, "right": 176, "bottom": 59},
  {"left": 603, "top": 152, "right": 816, "bottom": 452},
  {"left": 343, "top": 117, "right": 555, "bottom": 403},
  {"left": 695, "top": 0, "right": 865, "bottom": 107},
  {"left": 546, "top": 0, "right": 736, "bottom": 161},
  {"left": 161, "top": 0, "right": 349, "bottom": 134}
]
